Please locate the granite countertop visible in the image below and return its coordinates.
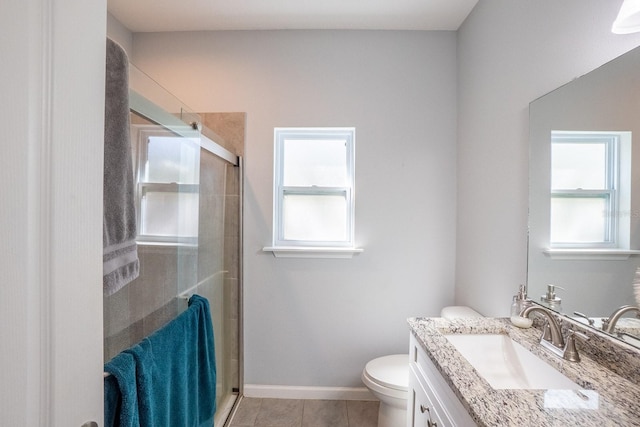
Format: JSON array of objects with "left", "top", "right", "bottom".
[{"left": 408, "top": 317, "right": 640, "bottom": 427}]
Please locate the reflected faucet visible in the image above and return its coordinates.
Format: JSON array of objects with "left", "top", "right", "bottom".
[
  {"left": 573, "top": 311, "right": 595, "bottom": 326},
  {"left": 602, "top": 305, "right": 640, "bottom": 334},
  {"left": 521, "top": 305, "right": 565, "bottom": 349}
]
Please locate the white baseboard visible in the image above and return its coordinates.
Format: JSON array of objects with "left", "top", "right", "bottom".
[{"left": 244, "top": 384, "right": 376, "bottom": 401}]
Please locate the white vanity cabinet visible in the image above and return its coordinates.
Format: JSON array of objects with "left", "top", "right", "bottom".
[{"left": 408, "top": 334, "right": 476, "bottom": 427}]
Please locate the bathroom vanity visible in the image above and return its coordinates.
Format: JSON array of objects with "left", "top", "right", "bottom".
[{"left": 407, "top": 317, "right": 640, "bottom": 426}]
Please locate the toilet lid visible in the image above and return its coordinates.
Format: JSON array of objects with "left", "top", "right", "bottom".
[{"left": 364, "top": 354, "right": 408, "bottom": 391}]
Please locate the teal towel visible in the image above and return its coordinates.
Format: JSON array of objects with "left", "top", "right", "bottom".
[
  {"left": 104, "top": 294, "right": 216, "bottom": 427},
  {"left": 104, "top": 352, "right": 139, "bottom": 427}
]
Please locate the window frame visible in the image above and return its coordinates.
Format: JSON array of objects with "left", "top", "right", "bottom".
[
  {"left": 549, "top": 131, "right": 624, "bottom": 249},
  {"left": 134, "top": 127, "right": 201, "bottom": 246},
  {"left": 272, "top": 127, "right": 356, "bottom": 250}
]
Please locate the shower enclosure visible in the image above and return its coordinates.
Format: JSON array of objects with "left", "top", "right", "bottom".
[{"left": 103, "top": 66, "right": 243, "bottom": 427}]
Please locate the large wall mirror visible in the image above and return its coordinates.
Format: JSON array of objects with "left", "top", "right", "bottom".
[{"left": 528, "top": 45, "right": 640, "bottom": 348}]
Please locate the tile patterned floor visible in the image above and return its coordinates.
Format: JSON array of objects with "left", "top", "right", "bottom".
[{"left": 229, "top": 397, "right": 379, "bottom": 427}]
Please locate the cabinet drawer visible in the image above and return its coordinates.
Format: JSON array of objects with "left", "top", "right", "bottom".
[{"left": 409, "top": 334, "right": 476, "bottom": 426}]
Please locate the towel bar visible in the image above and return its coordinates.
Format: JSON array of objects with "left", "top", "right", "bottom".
[
  {"left": 176, "top": 271, "right": 228, "bottom": 300},
  {"left": 177, "top": 283, "right": 199, "bottom": 300}
]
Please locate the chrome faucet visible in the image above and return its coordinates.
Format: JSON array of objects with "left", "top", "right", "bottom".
[
  {"left": 520, "top": 305, "right": 589, "bottom": 362},
  {"left": 602, "top": 305, "right": 640, "bottom": 334},
  {"left": 521, "top": 305, "right": 565, "bottom": 349}
]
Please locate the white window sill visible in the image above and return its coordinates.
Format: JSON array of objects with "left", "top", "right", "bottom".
[
  {"left": 544, "top": 248, "right": 640, "bottom": 260},
  {"left": 263, "top": 246, "right": 364, "bottom": 259},
  {"left": 136, "top": 241, "right": 199, "bottom": 254}
]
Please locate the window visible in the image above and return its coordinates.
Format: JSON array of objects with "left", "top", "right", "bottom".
[
  {"left": 550, "top": 131, "right": 631, "bottom": 249},
  {"left": 265, "top": 127, "right": 361, "bottom": 257},
  {"left": 136, "top": 132, "right": 200, "bottom": 245}
]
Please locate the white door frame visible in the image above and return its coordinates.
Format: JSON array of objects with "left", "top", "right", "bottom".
[{"left": 1, "top": 0, "right": 106, "bottom": 425}]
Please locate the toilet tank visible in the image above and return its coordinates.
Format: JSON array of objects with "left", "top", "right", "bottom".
[{"left": 440, "top": 306, "right": 483, "bottom": 319}]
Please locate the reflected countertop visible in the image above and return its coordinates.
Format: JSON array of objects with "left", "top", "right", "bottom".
[{"left": 408, "top": 317, "right": 640, "bottom": 426}]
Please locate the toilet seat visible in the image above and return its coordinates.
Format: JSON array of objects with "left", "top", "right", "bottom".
[{"left": 362, "top": 354, "right": 408, "bottom": 392}]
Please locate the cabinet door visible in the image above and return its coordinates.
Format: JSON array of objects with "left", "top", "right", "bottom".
[
  {"left": 408, "top": 368, "right": 444, "bottom": 427},
  {"left": 410, "top": 335, "right": 477, "bottom": 426}
]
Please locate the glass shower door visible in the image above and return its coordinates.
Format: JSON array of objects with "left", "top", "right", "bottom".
[
  {"left": 103, "top": 69, "right": 242, "bottom": 427},
  {"left": 196, "top": 150, "right": 242, "bottom": 425}
]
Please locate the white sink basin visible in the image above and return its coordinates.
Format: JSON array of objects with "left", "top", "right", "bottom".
[{"left": 445, "top": 334, "right": 581, "bottom": 390}]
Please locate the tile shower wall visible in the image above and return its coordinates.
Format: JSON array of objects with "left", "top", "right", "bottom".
[{"left": 103, "top": 245, "right": 197, "bottom": 357}]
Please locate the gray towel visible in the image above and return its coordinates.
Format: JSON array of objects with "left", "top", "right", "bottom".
[{"left": 103, "top": 38, "right": 139, "bottom": 295}]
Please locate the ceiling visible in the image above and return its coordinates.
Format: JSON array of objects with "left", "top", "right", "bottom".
[{"left": 107, "top": 0, "right": 479, "bottom": 32}]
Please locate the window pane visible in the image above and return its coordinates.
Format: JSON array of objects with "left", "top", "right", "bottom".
[
  {"left": 550, "top": 197, "right": 607, "bottom": 243},
  {"left": 141, "top": 191, "right": 199, "bottom": 237},
  {"left": 551, "top": 143, "right": 606, "bottom": 189},
  {"left": 146, "top": 136, "right": 200, "bottom": 184},
  {"left": 283, "top": 139, "right": 347, "bottom": 187},
  {"left": 283, "top": 194, "right": 347, "bottom": 241}
]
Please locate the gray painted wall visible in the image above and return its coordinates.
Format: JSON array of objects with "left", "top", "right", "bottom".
[
  {"left": 107, "top": 12, "right": 133, "bottom": 56},
  {"left": 456, "top": 0, "right": 640, "bottom": 317},
  {"left": 132, "top": 30, "right": 458, "bottom": 387}
]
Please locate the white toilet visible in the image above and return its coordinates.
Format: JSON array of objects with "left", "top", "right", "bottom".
[
  {"left": 361, "top": 306, "right": 483, "bottom": 427},
  {"left": 361, "top": 354, "right": 408, "bottom": 427}
]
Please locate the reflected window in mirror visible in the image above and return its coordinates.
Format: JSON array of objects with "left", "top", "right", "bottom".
[{"left": 550, "top": 131, "right": 631, "bottom": 249}]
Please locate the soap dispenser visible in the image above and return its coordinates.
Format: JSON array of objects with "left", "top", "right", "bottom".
[
  {"left": 510, "top": 284, "right": 533, "bottom": 328},
  {"left": 541, "top": 284, "right": 563, "bottom": 311}
]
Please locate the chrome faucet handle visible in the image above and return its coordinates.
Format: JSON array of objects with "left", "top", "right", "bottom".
[
  {"left": 563, "top": 327, "right": 589, "bottom": 362},
  {"left": 541, "top": 321, "right": 552, "bottom": 342},
  {"left": 573, "top": 311, "right": 595, "bottom": 326}
]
